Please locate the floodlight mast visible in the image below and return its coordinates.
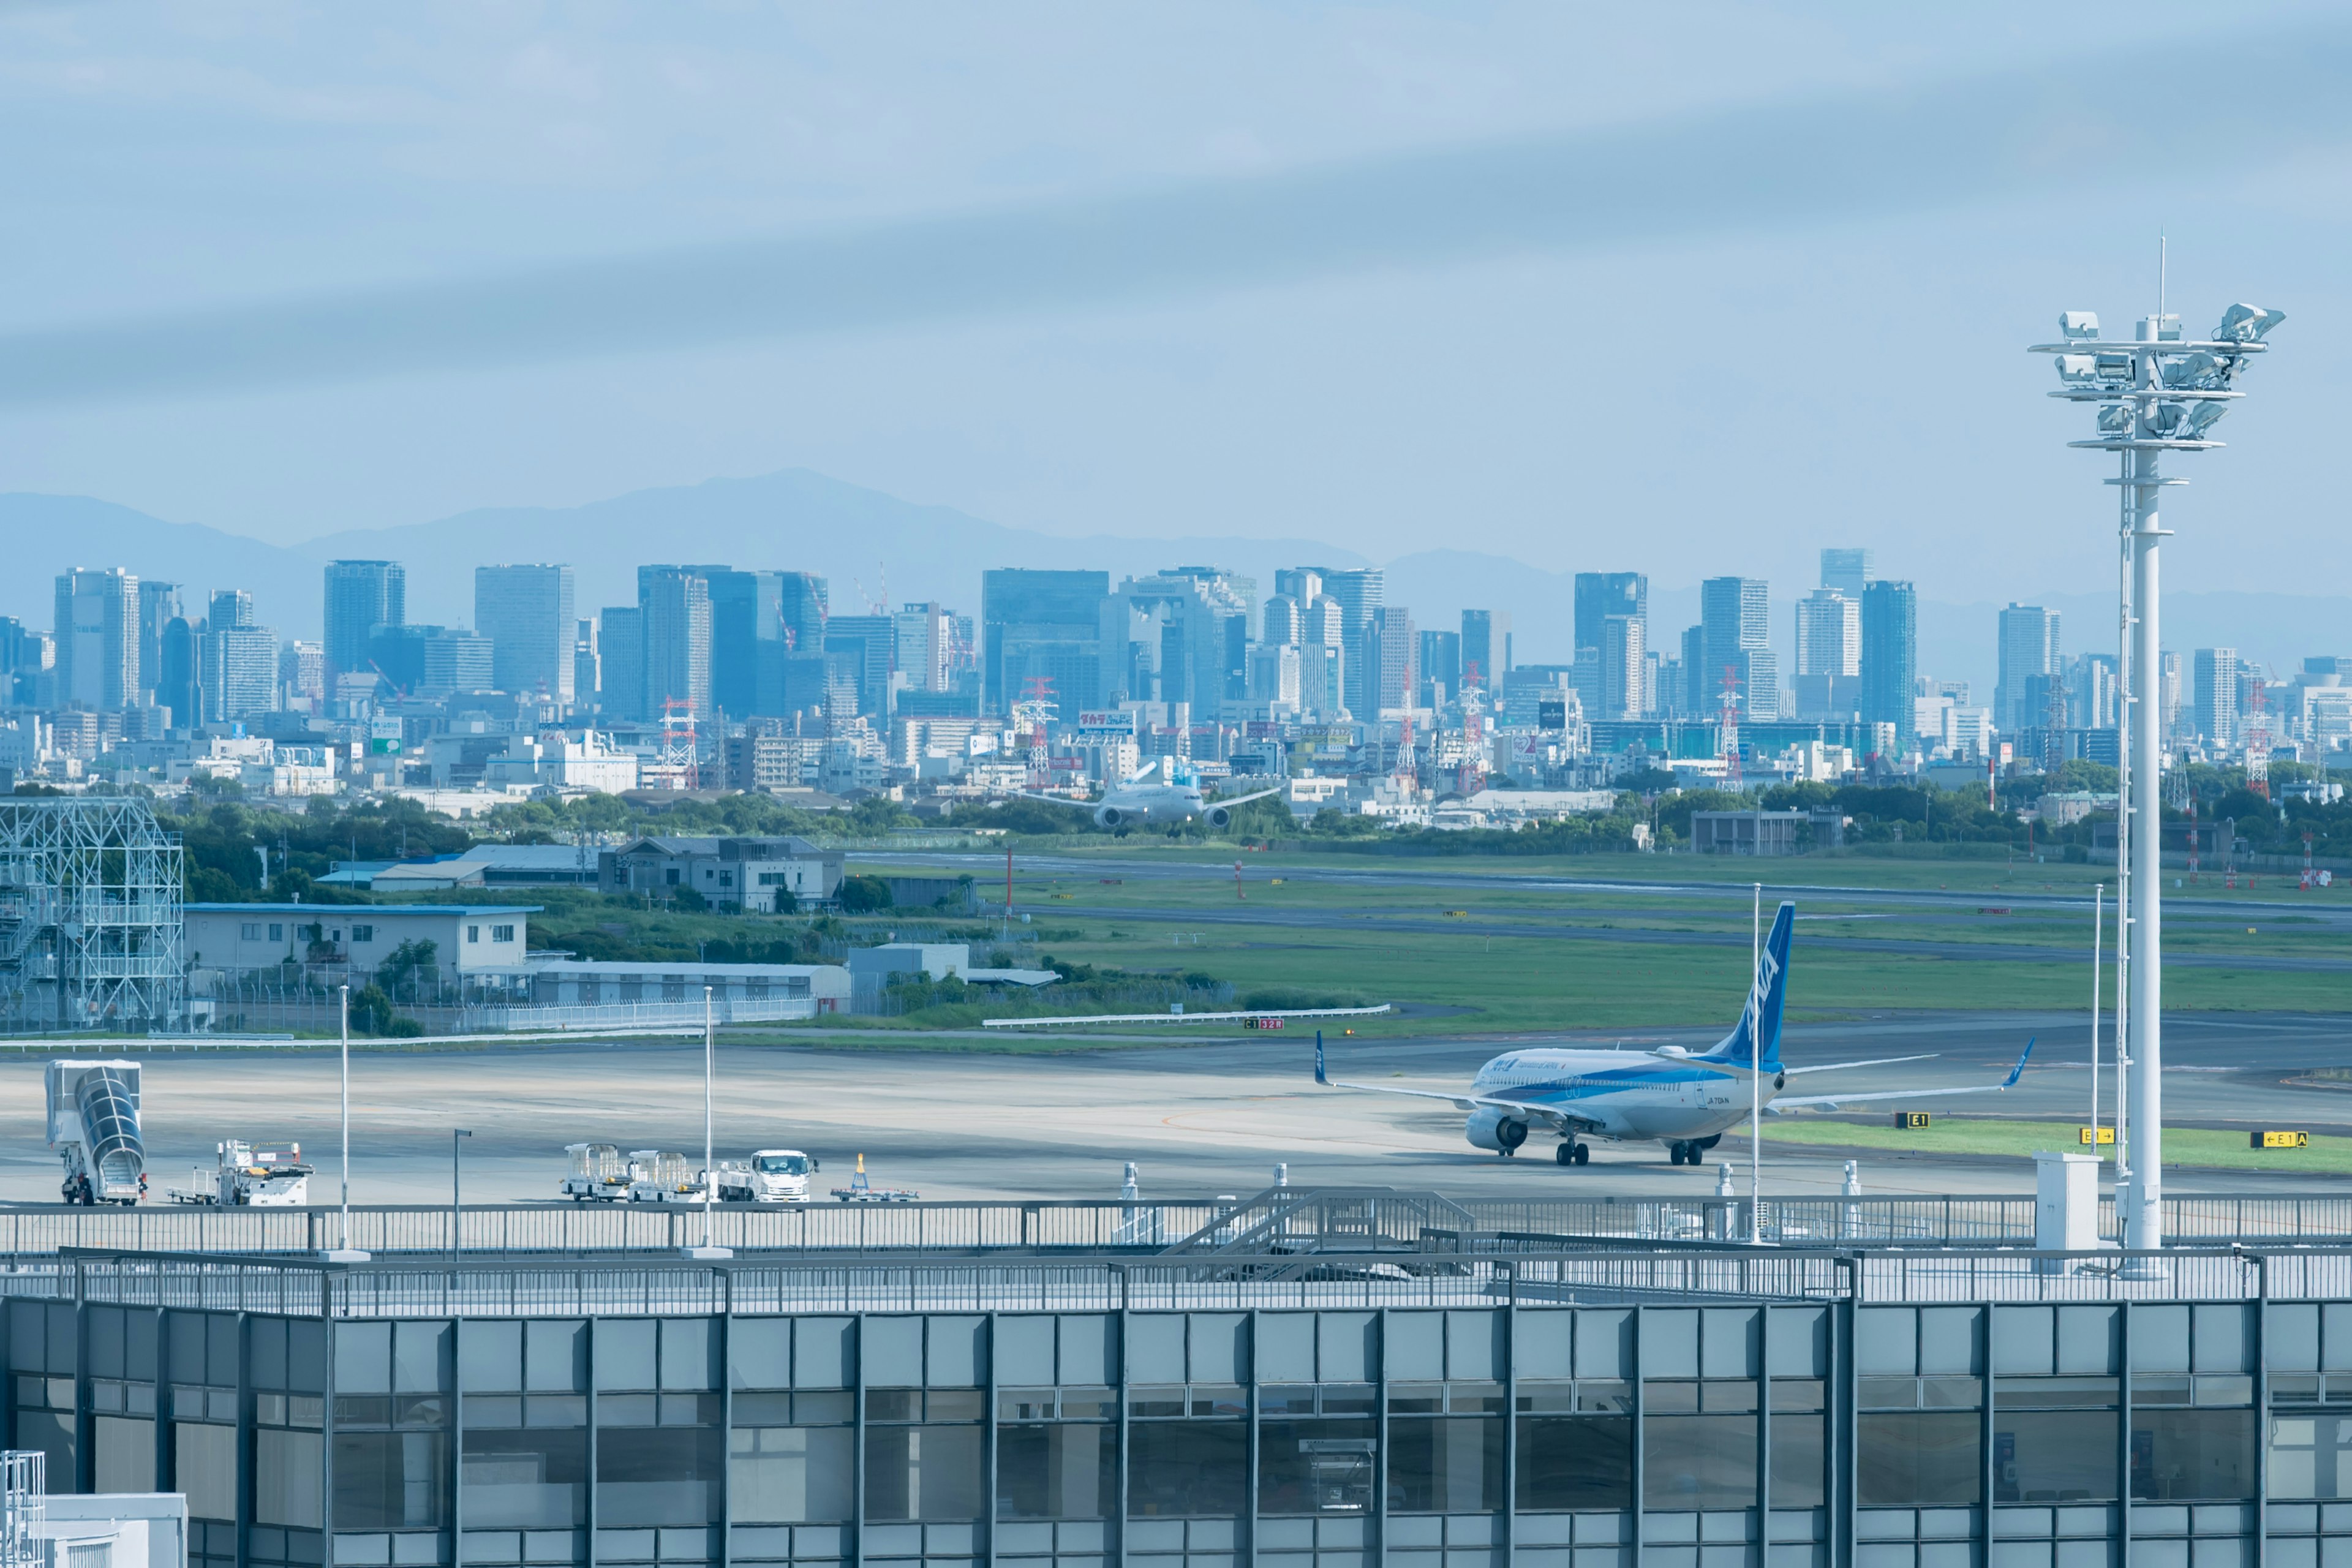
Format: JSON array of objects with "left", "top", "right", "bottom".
[{"left": 2031, "top": 298, "right": 2282, "bottom": 1258}]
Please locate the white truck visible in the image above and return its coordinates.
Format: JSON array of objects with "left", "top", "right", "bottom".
[
  {"left": 559, "top": 1143, "right": 632, "bottom": 1202},
  {"left": 165, "top": 1141, "right": 314, "bottom": 1207},
  {"left": 714, "top": 1150, "right": 821, "bottom": 1204},
  {"left": 47, "top": 1060, "right": 146, "bottom": 1206},
  {"left": 624, "top": 1150, "right": 707, "bottom": 1205}
]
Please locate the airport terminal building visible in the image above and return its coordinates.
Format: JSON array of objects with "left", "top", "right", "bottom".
[{"left": 4, "top": 1190, "right": 2350, "bottom": 1568}]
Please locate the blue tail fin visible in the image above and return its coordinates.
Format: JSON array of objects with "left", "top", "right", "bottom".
[
  {"left": 1703, "top": 901, "right": 1793, "bottom": 1072},
  {"left": 1314, "top": 1030, "right": 1329, "bottom": 1085}
]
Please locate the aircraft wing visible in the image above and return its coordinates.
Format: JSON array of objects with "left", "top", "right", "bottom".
[
  {"left": 1781, "top": 1054, "right": 1939, "bottom": 1076},
  {"left": 1771, "top": 1039, "right": 2034, "bottom": 1112},
  {"left": 1012, "top": 791, "right": 1095, "bottom": 808},
  {"left": 1211, "top": 785, "right": 1286, "bottom": 807},
  {"left": 1314, "top": 1034, "right": 1605, "bottom": 1131}
]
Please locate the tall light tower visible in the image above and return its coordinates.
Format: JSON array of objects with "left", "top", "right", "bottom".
[{"left": 2032, "top": 295, "right": 2284, "bottom": 1255}]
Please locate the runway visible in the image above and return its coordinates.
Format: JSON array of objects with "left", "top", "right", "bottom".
[{"left": 7, "top": 1008, "right": 2345, "bottom": 1210}]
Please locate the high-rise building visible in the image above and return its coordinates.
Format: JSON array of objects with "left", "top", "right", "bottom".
[
  {"left": 1363, "top": 605, "right": 1416, "bottom": 714},
  {"left": 323, "top": 561, "right": 405, "bottom": 680},
  {"left": 209, "top": 589, "right": 254, "bottom": 631},
  {"left": 1418, "top": 630, "right": 1461, "bottom": 706},
  {"left": 2193, "top": 647, "right": 2239, "bottom": 745},
  {"left": 1996, "top": 605, "right": 2063, "bottom": 734},
  {"left": 598, "top": 608, "right": 644, "bottom": 722},
  {"left": 1680, "top": 625, "right": 1705, "bottom": 718},
  {"left": 1860, "top": 581, "right": 1918, "bottom": 752},
  {"left": 367, "top": 625, "right": 494, "bottom": 699},
  {"left": 981, "top": 570, "right": 1110, "bottom": 716},
  {"left": 1460, "top": 609, "right": 1510, "bottom": 690},
  {"left": 573, "top": 619, "right": 600, "bottom": 712},
  {"left": 1110, "top": 568, "right": 1253, "bottom": 712},
  {"left": 1795, "top": 590, "right": 1861, "bottom": 677},
  {"left": 135, "top": 581, "right": 178, "bottom": 699},
  {"left": 1316, "top": 570, "right": 1383, "bottom": 717},
  {"left": 280, "top": 641, "right": 325, "bottom": 711},
  {"left": 823, "top": 615, "right": 897, "bottom": 718},
  {"left": 1262, "top": 596, "right": 1303, "bottom": 648},
  {"left": 1573, "top": 574, "right": 1647, "bottom": 661},
  {"left": 639, "top": 567, "right": 714, "bottom": 718},
  {"left": 202, "top": 593, "right": 279, "bottom": 720},
  {"left": 1302, "top": 597, "right": 1346, "bottom": 718},
  {"left": 1820, "top": 548, "right": 1874, "bottom": 600},
  {"left": 159, "top": 617, "right": 202, "bottom": 727},
  {"left": 476, "top": 565, "right": 576, "bottom": 704},
  {"left": 2067, "top": 653, "right": 2120, "bottom": 731},
  {"left": 53, "top": 568, "right": 138, "bottom": 710},
  {"left": 1597, "top": 615, "right": 1645, "bottom": 721},
  {"left": 1700, "top": 576, "right": 1774, "bottom": 721},
  {"left": 699, "top": 569, "right": 777, "bottom": 717}
]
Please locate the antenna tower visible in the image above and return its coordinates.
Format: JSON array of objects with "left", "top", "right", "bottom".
[
  {"left": 2243, "top": 673, "right": 2271, "bottom": 801},
  {"left": 651, "top": 699, "right": 699, "bottom": 791},
  {"left": 1717, "top": 664, "right": 1744, "bottom": 788}
]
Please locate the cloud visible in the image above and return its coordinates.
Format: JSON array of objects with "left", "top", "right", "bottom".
[{"left": 6, "top": 21, "right": 2351, "bottom": 408}]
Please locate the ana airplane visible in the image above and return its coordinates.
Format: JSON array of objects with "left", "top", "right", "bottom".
[
  {"left": 1315, "top": 899, "right": 2034, "bottom": 1167},
  {"left": 1020, "top": 756, "right": 1284, "bottom": 831}
]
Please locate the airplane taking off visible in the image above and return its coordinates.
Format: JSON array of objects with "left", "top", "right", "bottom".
[
  {"left": 1020, "top": 756, "right": 1284, "bottom": 831},
  {"left": 1316, "top": 900, "right": 2034, "bottom": 1167}
]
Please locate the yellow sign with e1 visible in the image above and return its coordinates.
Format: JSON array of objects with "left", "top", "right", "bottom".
[
  {"left": 2078, "top": 1127, "right": 2116, "bottom": 1146},
  {"left": 1893, "top": 1112, "right": 1931, "bottom": 1130},
  {"left": 2252, "top": 1130, "right": 2310, "bottom": 1150}
]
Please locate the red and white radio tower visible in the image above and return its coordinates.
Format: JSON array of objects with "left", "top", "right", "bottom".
[{"left": 1717, "top": 665, "right": 1744, "bottom": 788}]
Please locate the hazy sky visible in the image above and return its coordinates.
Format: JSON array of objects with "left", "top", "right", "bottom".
[{"left": 4, "top": 1, "right": 2350, "bottom": 605}]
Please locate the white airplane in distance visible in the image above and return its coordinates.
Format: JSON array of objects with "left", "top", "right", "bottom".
[
  {"left": 1019, "top": 756, "right": 1284, "bottom": 831},
  {"left": 1316, "top": 900, "right": 2035, "bottom": 1167}
]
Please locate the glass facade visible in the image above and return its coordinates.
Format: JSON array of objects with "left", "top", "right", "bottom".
[{"left": 10, "top": 1292, "right": 2352, "bottom": 1566}]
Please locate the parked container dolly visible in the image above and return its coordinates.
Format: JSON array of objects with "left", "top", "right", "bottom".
[{"left": 165, "top": 1140, "right": 313, "bottom": 1207}]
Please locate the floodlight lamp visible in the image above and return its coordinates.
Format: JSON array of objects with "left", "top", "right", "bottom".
[
  {"left": 2094, "top": 352, "right": 2135, "bottom": 382},
  {"left": 2214, "top": 303, "right": 2285, "bottom": 343},
  {"left": 2145, "top": 402, "right": 2192, "bottom": 439},
  {"left": 2182, "top": 401, "right": 2229, "bottom": 439},
  {"left": 2056, "top": 354, "right": 2099, "bottom": 385},
  {"left": 2059, "top": 311, "right": 2100, "bottom": 340},
  {"left": 2097, "top": 404, "right": 2132, "bottom": 435},
  {"left": 2160, "top": 351, "right": 2228, "bottom": 391}
]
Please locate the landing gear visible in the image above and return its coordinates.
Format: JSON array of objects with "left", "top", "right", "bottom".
[
  {"left": 1668, "top": 1141, "right": 1695, "bottom": 1166},
  {"left": 1555, "top": 1141, "right": 1589, "bottom": 1167}
]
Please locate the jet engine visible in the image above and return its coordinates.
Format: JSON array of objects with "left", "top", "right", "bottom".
[
  {"left": 1096, "top": 805, "right": 1126, "bottom": 829},
  {"left": 1205, "top": 805, "right": 1232, "bottom": 830},
  {"left": 1465, "top": 1106, "right": 1529, "bottom": 1153}
]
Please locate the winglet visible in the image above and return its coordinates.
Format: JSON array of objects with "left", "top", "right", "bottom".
[
  {"left": 1314, "top": 1030, "right": 1329, "bottom": 1085},
  {"left": 2000, "top": 1038, "right": 2035, "bottom": 1089}
]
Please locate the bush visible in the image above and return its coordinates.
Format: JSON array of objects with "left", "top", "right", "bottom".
[{"left": 838, "top": 874, "right": 894, "bottom": 913}]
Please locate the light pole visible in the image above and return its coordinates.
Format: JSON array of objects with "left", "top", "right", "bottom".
[
  {"left": 684, "top": 986, "right": 733, "bottom": 1259},
  {"left": 323, "top": 986, "right": 369, "bottom": 1261},
  {"left": 2032, "top": 292, "right": 2283, "bottom": 1256},
  {"left": 451, "top": 1129, "right": 472, "bottom": 1268}
]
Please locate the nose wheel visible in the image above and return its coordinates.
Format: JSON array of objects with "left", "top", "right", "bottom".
[{"left": 1554, "top": 1140, "right": 1589, "bottom": 1167}]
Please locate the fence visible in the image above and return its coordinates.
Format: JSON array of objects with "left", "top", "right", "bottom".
[{"left": 6, "top": 1189, "right": 2352, "bottom": 1259}]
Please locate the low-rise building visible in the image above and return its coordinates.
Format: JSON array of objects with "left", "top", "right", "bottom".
[
  {"left": 1689, "top": 809, "right": 1847, "bottom": 855},
  {"left": 184, "top": 903, "right": 537, "bottom": 979},
  {"left": 597, "top": 836, "right": 844, "bottom": 911},
  {"left": 2037, "top": 790, "right": 2120, "bottom": 827},
  {"left": 518, "top": 957, "right": 851, "bottom": 1013}
]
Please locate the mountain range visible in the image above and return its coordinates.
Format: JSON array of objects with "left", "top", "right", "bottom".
[{"left": 2, "top": 468, "right": 2343, "bottom": 704}]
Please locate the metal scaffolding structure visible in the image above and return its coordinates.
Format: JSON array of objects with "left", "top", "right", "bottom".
[{"left": 0, "top": 797, "right": 184, "bottom": 1035}]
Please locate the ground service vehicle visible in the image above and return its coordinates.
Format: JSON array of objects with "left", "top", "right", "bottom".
[
  {"left": 717, "top": 1149, "right": 820, "bottom": 1203},
  {"left": 47, "top": 1060, "right": 146, "bottom": 1206},
  {"left": 560, "top": 1143, "right": 631, "bottom": 1202},
  {"left": 625, "top": 1149, "right": 706, "bottom": 1204},
  {"left": 166, "top": 1140, "right": 312, "bottom": 1206}
]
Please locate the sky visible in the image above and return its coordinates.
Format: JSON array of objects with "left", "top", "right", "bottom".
[{"left": 3, "top": 1, "right": 2350, "bottom": 606}]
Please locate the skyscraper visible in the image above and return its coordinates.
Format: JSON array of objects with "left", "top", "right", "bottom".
[
  {"left": 2193, "top": 647, "right": 2239, "bottom": 744},
  {"left": 209, "top": 589, "right": 254, "bottom": 630},
  {"left": 1792, "top": 587, "right": 1861, "bottom": 720},
  {"left": 1860, "top": 580, "right": 1918, "bottom": 751},
  {"left": 1597, "top": 615, "right": 1645, "bottom": 721},
  {"left": 1700, "top": 576, "right": 1774, "bottom": 721},
  {"left": 981, "top": 570, "right": 1109, "bottom": 716},
  {"left": 1820, "top": 548, "right": 1873, "bottom": 600},
  {"left": 894, "top": 603, "right": 954, "bottom": 695},
  {"left": 476, "top": 564, "right": 576, "bottom": 704},
  {"left": 1363, "top": 605, "right": 1416, "bottom": 714},
  {"left": 1680, "top": 625, "right": 1705, "bottom": 718},
  {"left": 1460, "top": 609, "right": 1510, "bottom": 689},
  {"left": 1316, "top": 569, "right": 1383, "bottom": 717},
  {"left": 159, "top": 617, "right": 202, "bottom": 727},
  {"left": 598, "top": 607, "right": 645, "bottom": 722},
  {"left": 135, "top": 581, "right": 179, "bottom": 700},
  {"left": 639, "top": 568, "right": 714, "bottom": 718},
  {"left": 1419, "top": 630, "right": 1461, "bottom": 706},
  {"left": 53, "top": 568, "right": 138, "bottom": 710},
  {"left": 204, "top": 617, "right": 281, "bottom": 719},
  {"left": 366, "top": 626, "right": 494, "bottom": 700},
  {"left": 1572, "top": 573, "right": 1647, "bottom": 660},
  {"left": 1996, "top": 604, "right": 2063, "bottom": 733},
  {"left": 323, "top": 561, "right": 405, "bottom": 680}
]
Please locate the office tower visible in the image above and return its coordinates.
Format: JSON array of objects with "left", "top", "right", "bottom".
[
  {"left": 1573, "top": 573, "right": 1647, "bottom": 660},
  {"left": 1700, "top": 576, "right": 1773, "bottom": 721},
  {"left": 476, "top": 564, "right": 576, "bottom": 704},
  {"left": 1262, "top": 595, "right": 1303, "bottom": 647},
  {"left": 203, "top": 603, "right": 280, "bottom": 720},
  {"left": 323, "top": 561, "right": 405, "bottom": 680},
  {"left": 1460, "top": 609, "right": 1510, "bottom": 688},
  {"left": 598, "top": 608, "right": 644, "bottom": 722},
  {"left": 1110, "top": 569, "right": 1253, "bottom": 710},
  {"left": 2067, "top": 653, "right": 2120, "bottom": 731},
  {"left": 1363, "top": 605, "right": 1416, "bottom": 713},
  {"left": 2193, "top": 647, "right": 2239, "bottom": 744},
  {"left": 1795, "top": 590, "right": 1861, "bottom": 677},
  {"left": 1860, "top": 580, "right": 1918, "bottom": 751},
  {"left": 1314, "top": 569, "right": 1383, "bottom": 717},
  {"left": 135, "top": 581, "right": 178, "bottom": 698},
  {"left": 698, "top": 568, "right": 775, "bottom": 716},
  {"left": 778, "top": 573, "right": 829, "bottom": 654},
  {"left": 1597, "top": 615, "right": 1645, "bottom": 721},
  {"left": 1680, "top": 625, "right": 1705, "bottom": 718},
  {"left": 823, "top": 614, "right": 896, "bottom": 718},
  {"left": 1248, "top": 642, "right": 1303, "bottom": 709},
  {"left": 158, "top": 617, "right": 202, "bottom": 727},
  {"left": 1996, "top": 604, "right": 2063, "bottom": 733},
  {"left": 1820, "top": 548, "right": 1873, "bottom": 599},
  {"left": 981, "top": 569, "right": 1110, "bottom": 715},
  {"left": 1419, "top": 630, "right": 1461, "bottom": 706},
  {"left": 280, "top": 641, "right": 325, "bottom": 710},
  {"left": 1272, "top": 567, "right": 1324, "bottom": 605},
  {"left": 366, "top": 625, "right": 494, "bottom": 699},
  {"left": 209, "top": 589, "right": 254, "bottom": 631},
  {"left": 573, "top": 619, "right": 600, "bottom": 712},
  {"left": 894, "top": 603, "right": 954, "bottom": 695},
  {"left": 1300, "top": 597, "right": 1346, "bottom": 717},
  {"left": 53, "top": 568, "right": 138, "bottom": 710},
  {"left": 0, "top": 617, "right": 45, "bottom": 706},
  {"left": 639, "top": 567, "right": 714, "bottom": 718}
]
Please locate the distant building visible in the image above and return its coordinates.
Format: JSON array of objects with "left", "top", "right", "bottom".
[
  {"left": 894, "top": 601, "right": 955, "bottom": 693},
  {"left": 367, "top": 625, "right": 494, "bottom": 699},
  {"left": 1460, "top": 608, "right": 1510, "bottom": 690},
  {"left": 1700, "top": 576, "right": 1776, "bottom": 721},
  {"left": 1860, "top": 580, "right": 1917, "bottom": 752},
  {"left": 1596, "top": 614, "right": 1645, "bottom": 722},
  {"left": 1316, "top": 568, "right": 1383, "bottom": 715},
  {"left": 280, "top": 639, "right": 325, "bottom": 710},
  {"left": 55, "top": 567, "right": 138, "bottom": 710},
  {"left": 476, "top": 564, "right": 576, "bottom": 704},
  {"left": 186, "top": 902, "right": 536, "bottom": 979},
  {"left": 981, "top": 568, "right": 1110, "bottom": 716},
  {"left": 598, "top": 835, "right": 845, "bottom": 911},
  {"left": 597, "top": 606, "right": 644, "bottom": 721},
  {"left": 1996, "top": 603, "right": 2063, "bottom": 733},
  {"left": 2193, "top": 646, "right": 2240, "bottom": 745},
  {"left": 639, "top": 566, "right": 714, "bottom": 719},
  {"left": 158, "top": 616, "right": 202, "bottom": 726},
  {"left": 1419, "top": 629, "right": 1461, "bottom": 706},
  {"left": 1820, "top": 547, "right": 1873, "bottom": 598},
  {"left": 135, "top": 579, "right": 178, "bottom": 701},
  {"left": 203, "top": 619, "right": 280, "bottom": 720},
  {"left": 1572, "top": 573, "right": 1647, "bottom": 663},
  {"left": 323, "top": 560, "right": 405, "bottom": 680},
  {"left": 1691, "top": 808, "right": 1847, "bottom": 856},
  {"left": 1363, "top": 604, "right": 1416, "bottom": 714}
]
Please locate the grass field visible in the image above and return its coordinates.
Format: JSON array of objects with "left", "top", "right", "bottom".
[{"left": 1745, "top": 1116, "right": 2352, "bottom": 1174}]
